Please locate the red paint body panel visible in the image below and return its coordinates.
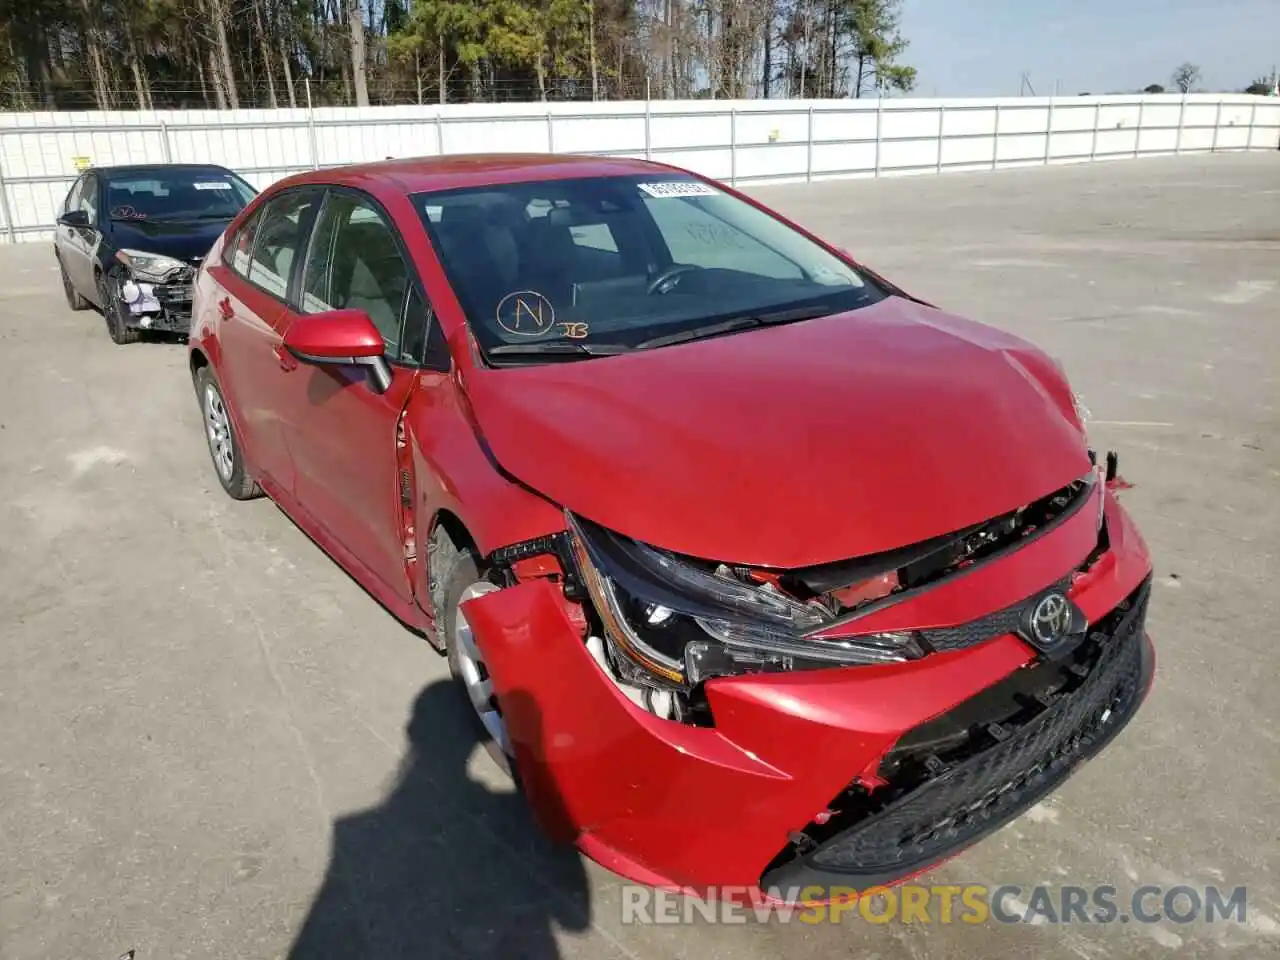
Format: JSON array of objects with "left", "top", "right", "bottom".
[
  {"left": 462, "top": 297, "right": 1090, "bottom": 567},
  {"left": 282, "top": 309, "right": 385, "bottom": 359},
  {"left": 188, "top": 154, "right": 1156, "bottom": 895},
  {"left": 462, "top": 491, "right": 1151, "bottom": 889},
  {"left": 817, "top": 481, "right": 1107, "bottom": 639},
  {"left": 204, "top": 261, "right": 294, "bottom": 491}
]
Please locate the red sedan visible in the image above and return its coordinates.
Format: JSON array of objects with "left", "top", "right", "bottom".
[{"left": 188, "top": 154, "right": 1154, "bottom": 901}]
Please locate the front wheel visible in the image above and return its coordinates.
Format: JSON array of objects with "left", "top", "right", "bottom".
[
  {"left": 97, "top": 271, "right": 140, "bottom": 345},
  {"left": 436, "top": 526, "right": 514, "bottom": 776},
  {"left": 195, "top": 366, "right": 260, "bottom": 500}
]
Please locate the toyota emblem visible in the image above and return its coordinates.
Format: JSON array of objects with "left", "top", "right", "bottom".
[{"left": 1030, "top": 592, "right": 1072, "bottom": 647}]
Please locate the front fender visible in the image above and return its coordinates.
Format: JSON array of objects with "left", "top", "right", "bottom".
[{"left": 406, "top": 378, "right": 565, "bottom": 558}]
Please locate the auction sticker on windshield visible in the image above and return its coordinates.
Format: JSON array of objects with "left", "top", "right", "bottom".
[
  {"left": 638, "top": 181, "right": 720, "bottom": 199},
  {"left": 193, "top": 181, "right": 234, "bottom": 191}
]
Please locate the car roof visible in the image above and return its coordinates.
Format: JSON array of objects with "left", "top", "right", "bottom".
[
  {"left": 92, "top": 163, "right": 238, "bottom": 179},
  {"left": 272, "top": 153, "right": 689, "bottom": 197}
]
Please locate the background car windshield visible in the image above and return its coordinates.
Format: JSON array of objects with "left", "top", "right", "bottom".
[
  {"left": 413, "top": 175, "right": 885, "bottom": 358},
  {"left": 105, "top": 171, "right": 256, "bottom": 222}
]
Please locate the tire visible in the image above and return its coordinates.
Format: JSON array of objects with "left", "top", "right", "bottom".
[
  {"left": 435, "top": 525, "right": 514, "bottom": 777},
  {"left": 97, "top": 270, "right": 140, "bottom": 345},
  {"left": 59, "top": 260, "right": 90, "bottom": 311},
  {"left": 195, "top": 366, "right": 261, "bottom": 501}
]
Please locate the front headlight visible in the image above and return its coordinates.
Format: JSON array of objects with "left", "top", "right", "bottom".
[
  {"left": 118, "top": 249, "right": 187, "bottom": 282},
  {"left": 565, "top": 512, "right": 923, "bottom": 687}
]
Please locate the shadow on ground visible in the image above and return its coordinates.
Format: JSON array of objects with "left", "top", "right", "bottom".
[{"left": 288, "top": 680, "right": 591, "bottom": 959}]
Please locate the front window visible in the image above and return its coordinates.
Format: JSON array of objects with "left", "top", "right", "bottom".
[
  {"left": 104, "top": 170, "right": 256, "bottom": 224},
  {"left": 413, "top": 175, "right": 885, "bottom": 364},
  {"left": 80, "top": 175, "right": 98, "bottom": 224},
  {"left": 300, "top": 193, "right": 411, "bottom": 359}
]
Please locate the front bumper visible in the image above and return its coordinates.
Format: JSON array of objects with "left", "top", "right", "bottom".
[
  {"left": 461, "top": 486, "right": 1154, "bottom": 898},
  {"left": 120, "top": 275, "right": 194, "bottom": 333}
]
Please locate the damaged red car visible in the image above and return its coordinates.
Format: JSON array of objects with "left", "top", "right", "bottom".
[{"left": 188, "top": 154, "right": 1154, "bottom": 901}]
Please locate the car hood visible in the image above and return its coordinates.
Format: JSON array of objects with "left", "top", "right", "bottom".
[
  {"left": 108, "top": 217, "right": 233, "bottom": 263},
  {"left": 462, "top": 296, "right": 1091, "bottom": 568}
]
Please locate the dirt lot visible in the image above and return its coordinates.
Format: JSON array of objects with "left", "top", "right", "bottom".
[{"left": 1, "top": 153, "right": 1277, "bottom": 960}]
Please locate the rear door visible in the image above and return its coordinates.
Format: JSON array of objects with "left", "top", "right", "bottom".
[
  {"left": 275, "top": 187, "right": 434, "bottom": 605},
  {"left": 206, "top": 188, "right": 322, "bottom": 495}
]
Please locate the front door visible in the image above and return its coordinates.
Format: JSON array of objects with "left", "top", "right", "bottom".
[
  {"left": 58, "top": 174, "right": 100, "bottom": 295},
  {"left": 276, "top": 188, "right": 423, "bottom": 606}
]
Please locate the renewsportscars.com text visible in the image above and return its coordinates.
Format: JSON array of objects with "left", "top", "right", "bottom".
[{"left": 620, "top": 883, "right": 1249, "bottom": 926}]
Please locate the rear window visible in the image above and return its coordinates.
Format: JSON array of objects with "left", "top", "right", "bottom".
[{"left": 104, "top": 170, "right": 256, "bottom": 223}]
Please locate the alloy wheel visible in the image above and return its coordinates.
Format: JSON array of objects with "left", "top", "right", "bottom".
[
  {"left": 203, "top": 384, "right": 234, "bottom": 481},
  {"left": 453, "top": 580, "right": 510, "bottom": 756}
]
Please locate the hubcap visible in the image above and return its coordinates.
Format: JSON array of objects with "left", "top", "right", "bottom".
[
  {"left": 454, "top": 581, "right": 510, "bottom": 755},
  {"left": 203, "top": 384, "right": 234, "bottom": 481}
]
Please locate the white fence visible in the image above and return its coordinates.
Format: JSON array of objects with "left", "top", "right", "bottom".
[{"left": 1, "top": 93, "right": 1276, "bottom": 243}]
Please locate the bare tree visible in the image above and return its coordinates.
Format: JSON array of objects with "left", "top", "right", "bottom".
[
  {"left": 1172, "top": 62, "right": 1200, "bottom": 94},
  {"left": 253, "top": 1, "right": 279, "bottom": 108},
  {"left": 347, "top": 0, "right": 370, "bottom": 106}
]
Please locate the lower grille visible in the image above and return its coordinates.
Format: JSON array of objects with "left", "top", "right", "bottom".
[
  {"left": 762, "top": 578, "right": 1152, "bottom": 890},
  {"left": 153, "top": 278, "right": 194, "bottom": 318}
]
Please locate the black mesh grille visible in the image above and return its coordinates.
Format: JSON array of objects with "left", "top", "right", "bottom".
[
  {"left": 920, "top": 604, "right": 1026, "bottom": 652},
  {"left": 764, "top": 580, "right": 1151, "bottom": 888},
  {"left": 920, "top": 577, "right": 1072, "bottom": 652}
]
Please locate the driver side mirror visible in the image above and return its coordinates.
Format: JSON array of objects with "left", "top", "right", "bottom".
[
  {"left": 282, "top": 308, "right": 393, "bottom": 393},
  {"left": 58, "top": 210, "right": 89, "bottom": 228}
]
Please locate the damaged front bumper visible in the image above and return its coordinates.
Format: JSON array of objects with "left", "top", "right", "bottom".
[
  {"left": 118, "top": 276, "right": 194, "bottom": 334},
  {"left": 459, "top": 486, "right": 1154, "bottom": 899}
]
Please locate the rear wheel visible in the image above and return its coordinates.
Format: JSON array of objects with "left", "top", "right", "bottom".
[
  {"left": 195, "top": 366, "right": 261, "bottom": 501},
  {"left": 97, "top": 271, "right": 139, "bottom": 345},
  {"left": 436, "top": 526, "right": 513, "bottom": 776},
  {"left": 59, "top": 260, "right": 90, "bottom": 310}
]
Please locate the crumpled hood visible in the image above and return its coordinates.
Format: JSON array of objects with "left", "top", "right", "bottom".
[{"left": 463, "top": 297, "right": 1091, "bottom": 568}]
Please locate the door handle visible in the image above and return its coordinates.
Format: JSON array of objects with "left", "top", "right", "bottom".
[
  {"left": 217, "top": 297, "right": 234, "bottom": 320},
  {"left": 273, "top": 345, "right": 298, "bottom": 372}
]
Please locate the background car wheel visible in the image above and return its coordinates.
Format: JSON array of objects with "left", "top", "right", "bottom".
[
  {"left": 436, "top": 526, "right": 514, "bottom": 778},
  {"left": 96, "top": 271, "right": 140, "bottom": 345},
  {"left": 59, "top": 261, "right": 90, "bottom": 311},
  {"left": 195, "top": 366, "right": 261, "bottom": 501}
]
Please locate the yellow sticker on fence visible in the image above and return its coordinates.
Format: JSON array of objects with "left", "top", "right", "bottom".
[{"left": 72, "top": 156, "right": 92, "bottom": 171}]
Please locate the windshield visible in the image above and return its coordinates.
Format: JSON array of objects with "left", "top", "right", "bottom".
[
  {"left": 106, "top": 170, "right": 257, "bottom": 223},
  {"left": 412, "top": 175, "right": 886, "bottom": 363}
]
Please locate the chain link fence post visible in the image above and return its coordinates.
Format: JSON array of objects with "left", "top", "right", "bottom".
[
  {"left": 0, "top": 148, "right": 15, "bottom": 244},
  {"left": 729, "top": 107, "right": 737, "bottom": 186},
  {"left": 806, "top": 104, "right": 814, "bottom": 182}
]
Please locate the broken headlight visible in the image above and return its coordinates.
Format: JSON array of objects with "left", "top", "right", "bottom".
[
  {"left": 117, "top": 249, "right": 187, "bottom": 283},
  {"left": 565, "top": 512, "right": 923, "bottom": 687}
]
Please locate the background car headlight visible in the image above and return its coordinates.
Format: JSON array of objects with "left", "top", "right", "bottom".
[
  {"left": 117, "top": 249, "right": 187, "bottom": 282},
  {"left": 565, "top": 512, "right": 923, "bottom": 687}
]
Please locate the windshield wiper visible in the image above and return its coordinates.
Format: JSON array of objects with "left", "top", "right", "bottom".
[
  {"left": 634, "top": 304, "right": 837, "bottom": 351},
  {"left": 486, "top": 341, "right": 632, "bottom": 364}
]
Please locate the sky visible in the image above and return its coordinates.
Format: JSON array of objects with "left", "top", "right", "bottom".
[{"left": 899, "top": 0, "right": 1277, "bottom": 97}]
